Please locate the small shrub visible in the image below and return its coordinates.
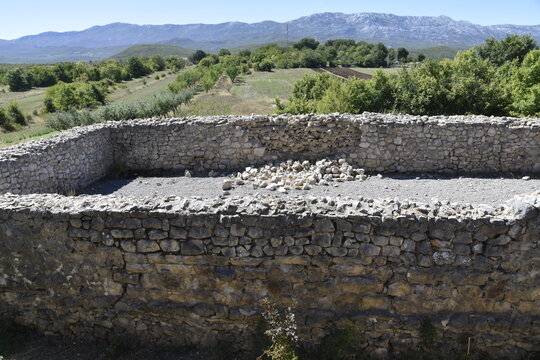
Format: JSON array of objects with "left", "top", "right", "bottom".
[
  {"left": 258, "top": 298, "right": 299, "bottom": 360},
  {"left": 6, "top": 102, "right": 26, "bottom": 125},
  {"left": 0, "top": 108, "right": 7, "bottom": 127}
]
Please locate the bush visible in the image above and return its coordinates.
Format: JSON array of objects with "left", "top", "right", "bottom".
[
  {"left": 254, "top": 60, "right": 274, "bottom": 72},
  {"left": 225, "top": 65, "right": 241, "bottom": 83},
  {"left": 190, "top": 50, "right": 207, "bottom": 64},
  {"left": 127, "top": 56, "right": 151, "bottom": 78},
  {"left": 6, "top": 68, "right": 31, "bottom": 92},
  {"left": 44, "top": 81, "right": 108, "bottom": 111},
  {"left": 6, "top": 102, "right": 26, "bottom": 125},
  {"left": 46, "top": 89, "right": 195, "bottom": 130},
  {"left": 0, "top": 108, "right": 7, "bottom": 127}
]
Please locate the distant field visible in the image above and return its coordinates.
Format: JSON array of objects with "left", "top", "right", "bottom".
[
  {"left": 108, "top": 71, "right": 177, "bottom": 104},
  {"left": 0, "top": 70, "right": 176, "bottom": 148},
  {"left": 179, "top": 68, "right": 312, "bottom": 116},
  {"left": 351, "top": 67, "right": 402, "bottom": 75}
]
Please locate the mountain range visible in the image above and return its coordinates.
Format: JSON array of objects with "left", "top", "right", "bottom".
[{"left": 1, "top": 12, "right": 539, "bottom": 63}]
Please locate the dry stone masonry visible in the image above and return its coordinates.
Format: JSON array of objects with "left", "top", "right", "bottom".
[{"left": 0, "top": 113, "right": 539, "bottom": 358}]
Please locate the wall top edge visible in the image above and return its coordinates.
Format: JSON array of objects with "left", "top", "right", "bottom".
[{"left": 0, "top": 192, "right": 538, "bottom": 221}]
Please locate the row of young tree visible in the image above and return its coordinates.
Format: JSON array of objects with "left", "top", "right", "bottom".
[
  {"left": 0, "top": 55, "right": 187, "bottom": 92},
  {"left": 278, "top": 35, "right": 540, "bottom": 117},
  {"left": 46, "top": 49, "right": 255, "bottom": 130}
]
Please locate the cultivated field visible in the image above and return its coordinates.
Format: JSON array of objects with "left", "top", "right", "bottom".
[
  {"left": 179, "top": 68, "right": 312, "bottom": 116},
  {"left": 351, "top": 67, "right": 402, "bottom": 75}
]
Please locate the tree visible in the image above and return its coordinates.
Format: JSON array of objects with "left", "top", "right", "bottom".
[
  {"left": 6, "top": 102, "right": 26, "bottom": 125},
  {"left": 238, "top": 49, "right": 251, "bottom": 58},
  {"left": 127, "top": 57, "right": 150, "bottom": 78},
  {"left": 45, "top": 81, "right": 108, "bottom": 111},
  {"left": 28, "top": 66, "right": 57, "bottom": 87},
  {"left": 510, "top": 50, "right": 540, "bottom": 116},
  {"left": 254, "top": 60, "right": 274, "bottom": 72},
  {"left": 0, "top": 107, "right": 7, "bottom": 127},
  {"left": 366, "top": 43, "right": 388, "bottom": 67},
  {"left": 6, "top": 68, "right": 31, "bottom": 92},
  {"left": 397, "top": 48, "right": 409, "bottom": 62},
  {"left": 165, "top": 56, "right": 187, "bottom": 72},
  {"left": 225, "top": 65, "right": 240, "bottom": 83},
  {"left": 476, "top": 34, "right": 538, "bottom": 66},
  {"left": 99, "top": 60, "right": 124, "bottom": 82},
  {"left": 190, "top": 50, "right": 207, "bottom": 64},
  {"left": 293, "top": 38, "right": 320, "bottom": 50},
  {"left": 150, "top": 55, "right": 166, "bottom": 71},
  {"left": 417, "top": 53, "right": 426, "bottom": 62},
  {"left": 198, "top": 56, "right": 218, "bottom": 67},
  {"left": 298, "top": 50, "right": 325, "bottom": 68},
  {"left": 219, "top": 49, "right": 231, "bottom": 56}
]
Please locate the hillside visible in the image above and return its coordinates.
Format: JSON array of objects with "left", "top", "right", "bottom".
[
  {"left": 111, "top": 44, "right": 194, "bottom": 60},
  {"left": 0, "top": 12, "right": 538, "bottom": 63}
]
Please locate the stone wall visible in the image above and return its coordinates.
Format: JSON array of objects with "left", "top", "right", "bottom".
[
  {"left": 112, "top": 114, "right": 540, "bottom": 175},
  {"left": 0, "top": 114, "right": 539, "bottom": 358},
  {"left": 0, "top": 193, "right": 538, "bottom": 358},
  {"left": 1, "top": 114, "right": 540, "bottom": 195},
  {"left": 0, "top": 124, "right": 113, "bottom": 194}
]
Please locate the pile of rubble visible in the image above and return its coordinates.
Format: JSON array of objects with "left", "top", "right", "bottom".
[{"left": 224, "top": 159, "right": 367, "bottom": 192}]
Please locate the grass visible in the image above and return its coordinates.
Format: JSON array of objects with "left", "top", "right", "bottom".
[
  {"left": 0, "top": 70, "right": 176, "bottom": 148},
  {"left": 107, "top": 70, "right": 177, "bottom": 104},
  {"left": 180, "top": 68, "right": 312, "bottom": 116}
]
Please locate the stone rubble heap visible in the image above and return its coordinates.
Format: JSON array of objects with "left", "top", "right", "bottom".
[{"left": 231, "top": 159, "right": 366, "bottom": 192}]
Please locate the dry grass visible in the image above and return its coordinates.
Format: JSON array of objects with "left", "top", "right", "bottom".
[{"left": 179, "top": 68, "right": 312, "bottom": 116}]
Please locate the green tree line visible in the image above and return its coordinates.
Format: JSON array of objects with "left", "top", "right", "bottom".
[
  {"left": 0, "top": 55, "right": 187, "bottom": 92},
  {"left": 277, "top": 36, "right": 540, "bottom": 118}
]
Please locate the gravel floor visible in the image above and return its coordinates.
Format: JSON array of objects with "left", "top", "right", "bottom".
[{"left": 80, "top": 174, "right": 540, "bottom": 206}]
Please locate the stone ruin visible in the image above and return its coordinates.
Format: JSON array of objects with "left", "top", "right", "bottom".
[{"left": 0, "top": 113, "right": 539, "bottom": 358}]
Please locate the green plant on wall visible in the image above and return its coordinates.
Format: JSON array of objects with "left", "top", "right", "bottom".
[{"left": 257, "top": 298, "right": 299, "bottom": 360}]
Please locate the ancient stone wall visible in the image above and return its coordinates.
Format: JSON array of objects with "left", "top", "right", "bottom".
[
  {"left": 0, "top": 193, "right": 538, "bottom": 358},
  {"left": 112, "top": 114, "right": 540, "bottom": 175},
  {"left": 0, "top": 124, "right": 113, "bottom": 194},
  {"left": 0, "top": 114, "right": 539, "bottom": 358},
  {"left": 0, "top": 113, "right": 540, "bottom": 196}
]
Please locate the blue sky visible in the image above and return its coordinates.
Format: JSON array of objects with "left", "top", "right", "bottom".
[{"left": 2, "top": 0, "right": 540, "bottom": 40}]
